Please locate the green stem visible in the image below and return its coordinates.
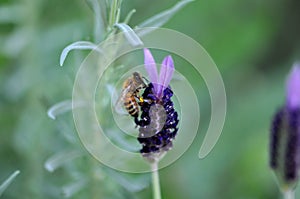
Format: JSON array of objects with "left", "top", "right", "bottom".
[
  {"left": 123, "top": 9, "right": 136, "bottom": 24},
  {"left": 151, "top": 162, "right": 162, "bottom": 199},
  {"left": 108, "top": 0, "right": 118, "bottom": 30},
  {"left": 283, "top": 189, "right": 295, "bottom": 199}
]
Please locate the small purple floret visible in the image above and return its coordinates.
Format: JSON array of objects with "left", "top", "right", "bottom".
[
  {"left": 270, "top": 108, "right": 284, "bottom": 168},
  {"left": 285, "top": 109, "right": 300, "bottom": 181}
]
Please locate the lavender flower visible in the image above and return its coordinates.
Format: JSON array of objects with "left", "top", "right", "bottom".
[
  {"left": 270, "top": 63, "right": 300, "bottom": 192},
  {"left": 136, "top": 48, "right": 178, "bottom": 161}
]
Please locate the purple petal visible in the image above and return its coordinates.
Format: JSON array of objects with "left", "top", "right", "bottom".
[
  {"left": 286, "top": 63, "right": 300, "bottom": 109},
  {"left": 157, "top": 55, "right": 174, "bottom": 98},
  {"left": 144, "top": 48, "right": 159, "bottom": 93}
]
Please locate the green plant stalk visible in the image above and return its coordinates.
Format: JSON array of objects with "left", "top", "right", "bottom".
[
  {"left": 108, "top": 0, "right": 118, "bottom": 30},
  {"left": 123, "top": 9, "right": 136, "bottom": 24},
  {"left": 151, "top": 162, "right": 162, "bottom": 199},
  {"left": 283, "top": 189, "right": 295, "bottom": 199}
]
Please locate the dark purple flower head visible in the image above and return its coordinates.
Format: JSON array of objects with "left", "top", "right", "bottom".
[
  {"left": 144, "top": 48, "right": 174, "bottom": 100},
  {"left": 270, "top": 64, "right": 300, "bottom": 191}
]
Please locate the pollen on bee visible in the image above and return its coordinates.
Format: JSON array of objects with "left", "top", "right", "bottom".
[{"left": 139, "top": 97, "right": 144, "bottom": 103}]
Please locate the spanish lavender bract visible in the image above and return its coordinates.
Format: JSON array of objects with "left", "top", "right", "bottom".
[
  {"left": 270, "top": 64, "right": 300, "bottom": 192},
  {"left": 136, "top": 49, "right": 179, "bottom": 161}
]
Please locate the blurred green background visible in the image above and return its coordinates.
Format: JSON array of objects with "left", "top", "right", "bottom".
[{"left": 1, "top": 0, "right": 300, "bottom": 198}]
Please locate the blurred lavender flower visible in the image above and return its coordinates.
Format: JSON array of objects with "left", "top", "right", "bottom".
[
  {"left": 137, "top": 48, "right": 178, "bottom": 162},
  {"left": 270, "top": 63, "right": 300, "bottom": 195}
]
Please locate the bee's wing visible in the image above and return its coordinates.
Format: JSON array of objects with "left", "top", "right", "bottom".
[{"left": 114, "top": 86, "right": 132, "bottom": 115}]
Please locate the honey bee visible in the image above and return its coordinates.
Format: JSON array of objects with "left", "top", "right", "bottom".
[{"left": 117, "top": 72, "right": 147, "bottom": 118}]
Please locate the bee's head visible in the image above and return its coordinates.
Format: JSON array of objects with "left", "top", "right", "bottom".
[
  {"left": 132, "top": 72, "right": 142, "bottom": 80},
  {"left": 132, "top": 72, "right": 146, "bottom": 86}
]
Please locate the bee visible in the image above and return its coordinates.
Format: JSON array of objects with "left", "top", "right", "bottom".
[{"left": 118, "top": 72, "right": 147, "bottom": 118}]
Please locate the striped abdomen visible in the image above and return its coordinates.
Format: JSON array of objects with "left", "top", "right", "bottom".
[{"left": 124, "top": 93, "right": 139, "bottom": 118}]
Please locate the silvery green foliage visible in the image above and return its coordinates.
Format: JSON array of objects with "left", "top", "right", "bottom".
[
  {"left": 62, "top": 179, "right": 88, "bottom": 198},
  {"left": 47, "top": 100, "right": 77, "bottom": 119},
  {"left": 59, "top": 0, "right": 193, "bottom": 67},
  {"left": 48, "top": 0, "right": 193, "bottom": 198},
  {"left": 138, "top": 0, "right": 194, "bottom": 28},
  {"left": 114, "top": 23, "right": 143, "bottom": 46},
  {"left": 136, "top": 0, "right": 194, "bottom": 36},
  {"left": 85, "top": 0, "right": 106, "bottom": 43},
  {"left": 44, "top": 150, "right": 84, "bottom": 172},
  {"left": 59, "top": 42, "right": 103, "bottom": 66}
]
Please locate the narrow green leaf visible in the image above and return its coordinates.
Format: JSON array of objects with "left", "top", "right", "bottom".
[
  {"left": 114, "top": 23, "right": 143, "bottom": 46},
  {"left": 59, "top": 41, "right": 103, "bottom": 66},
  {"left": 47, "top": 100, "right": 87, "bottom": 120},
  {"left": 115, "top": 8, "right": 121, "bottom": 24},
  {"left": 137, "top": 0, "right": 194, "bottom": 35},
  {"left": 108, "top": 0, "right": 118, "bottom": 29},
  {"left": 44, "top": 150, "right": 83, "bottom": 172},
  {"left": 0, "top": 170, "right": 20, "bottom": 197},
  {"left": 89, "top": 0, "right": 105, "bottom": 43},
  {"left": 62, "top": 179, "right": 88, "bottom": 198},
  {"left": 123, "top": 9, "right": 136, "bottom": 24},
  {"left": 47, "top": 100, "right": 75, "bottom": 120},
  {"left": 47, "top": 100, "right": 71, "bottom": 120}
]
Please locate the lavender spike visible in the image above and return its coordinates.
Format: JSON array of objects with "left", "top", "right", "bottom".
[
  {"left": 270, "top": 63, "right": 300, "bottom": 192},
  {"left": 136, "top": 50, "right": 178, "bottom": 162}
]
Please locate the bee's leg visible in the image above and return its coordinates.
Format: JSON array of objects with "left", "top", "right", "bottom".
[
  {"left": 138, "top": 114, "right": 151, "bottom": 127},
  {"left": 134, "top": 116, "right": 141, "bottom": 128},
  {"left": 134, "top": 115, "right": 150, "bottom": 127},
  {"left": 133, "top": 112, "right": 141, "bottom": 128},
  {"left": 136, "top": 96, "right": 147, "bottom": 106},
  {"left": 143, "top": 98, "right": 152, "bottom": 104},
  {"left": 136, "top": 95, "right": 155, "bottom": 106},
  {"left": 145, "top": 94, "right": 156, "bottom": 104}
]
